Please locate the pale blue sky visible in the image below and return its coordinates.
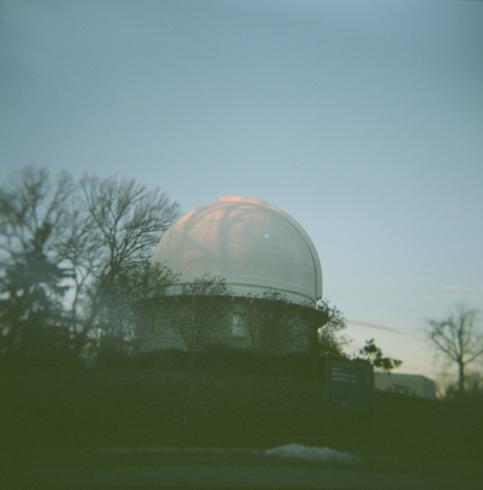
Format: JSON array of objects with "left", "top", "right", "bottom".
[{"left": 1, "top": 0, "right": 483, "bottom": 377}]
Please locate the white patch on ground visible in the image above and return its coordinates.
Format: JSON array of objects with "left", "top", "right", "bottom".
[{"left": 263, "top": 443, "right": 359, "bottom": 464}]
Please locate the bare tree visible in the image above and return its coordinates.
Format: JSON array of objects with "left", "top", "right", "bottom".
[
  {"left": 167, "top": 275, "right": 231, "bottom": 351},
  {"left": 81, "top": 174, "right": 179, "bottom": 275},
  {"left": 0, "top": 167, "right": 74, "bottom": 357},
  {"left": 78, "top": 174, "right": 180, "bottom": 340},
  {"left": 55, "top": 203, "right": 100, "bottom": 346},
  {"left": 245, "top": 292, "right": 294, "bottom": 355},
  {"left": 245, "top": 292, "right": 326, "bottom": 356},
  {"left": 97, "top": 260, "right": 177, "bottom": 357},
  {"left": 316, "top": 300, "right": 348, "bottom": 359},
  {"left": 427, "top": 304, "right": 483, "bottom": 394},
  {"left": 0, "top": 167, "right": 180, "bottom": 362}
]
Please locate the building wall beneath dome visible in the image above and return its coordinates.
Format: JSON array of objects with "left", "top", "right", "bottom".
[{"left": 137, "top": 296, "right": 321, "bottom": 355}]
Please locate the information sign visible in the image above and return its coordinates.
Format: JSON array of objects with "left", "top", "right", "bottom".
[{"left": 324, "top": 359, "right": 374, "bottom": 414}]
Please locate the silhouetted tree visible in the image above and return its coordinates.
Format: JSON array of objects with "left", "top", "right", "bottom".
[
  {"left": 442, "top": 371, "right": 483, "bottom": 400},
  {"left": 356, "top": 338, "right": 402, "bottom": 372},
  {"left": 79, "top": 174, "right": 180, "bottom": 340},
  {"left": 0, "top": 167, "right": 73, "bottom": 359},
  {"left": 97, "top": 260, "right": 177, "bottom": 355},
  {"left": 167, "top": 275, "right": 231, "bottom": 351},
  {"left": 245, "top": 292, "right": 294, "bottom": 355},
  {"left": 55, "top": 200, "right": 101, "bottom": 355},
  {"left": 0, "top": 167, "right": 180, "bottom": 363},
  {"left": 245, "top": 293, "right": 331, "bottom": 356},
  {"left": 316, "top": 301, "right": 348, "bottom": 359},
  {"left": 427, "top": 304, "right": 483, "bottom": 394}
]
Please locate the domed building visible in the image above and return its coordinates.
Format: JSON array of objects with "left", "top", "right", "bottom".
[{"left": 143, "top": 196, "right": 325, "bottom": 354}]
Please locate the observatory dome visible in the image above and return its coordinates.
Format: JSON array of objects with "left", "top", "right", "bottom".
[{"left": 152, "top": 196, "right": 322, "bottom": 306}]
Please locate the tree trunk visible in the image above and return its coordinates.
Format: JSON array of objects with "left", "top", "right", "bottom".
[{"left": 458, "top": 361, "right": 465, "bottom": 394}]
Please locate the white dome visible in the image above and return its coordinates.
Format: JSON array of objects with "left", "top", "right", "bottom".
[{"left": 152, "top": 196, "right": 322, "bottom": 306}]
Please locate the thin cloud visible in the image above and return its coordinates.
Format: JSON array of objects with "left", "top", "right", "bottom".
[
  {"left": 346, "top": 319, "right": 406, "bottom": 336},
  {"left": 441, "top": 284, "right": 475, "bottom": 293}
]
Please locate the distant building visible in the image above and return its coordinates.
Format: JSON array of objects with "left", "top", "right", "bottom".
[
  {"left": 375, "top": 372, "right": 436, "bottom": 400},
  {"left": 142, "top": 196, "right": 325, "bottom": 353}
]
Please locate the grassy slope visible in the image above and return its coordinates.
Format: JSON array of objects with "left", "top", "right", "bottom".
[
  {"left": 1, "top": 367, "right": 482, "bottom": 462},
  {"left": 1, "top": 368, "right": 324, "bottom": 449}
]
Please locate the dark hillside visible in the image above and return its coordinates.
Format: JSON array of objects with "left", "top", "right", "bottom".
[{"left": 1, "top": 358, "right": 482, "bottom": 462}]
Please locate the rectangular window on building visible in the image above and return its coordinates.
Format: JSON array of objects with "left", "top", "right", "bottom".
[{"left": 232, "top": 312, "right": 247, "bottom": 338}]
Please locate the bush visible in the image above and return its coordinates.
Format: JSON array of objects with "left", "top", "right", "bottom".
[{"left": 131, "top": 349, "right": 189, "bottom": 370}]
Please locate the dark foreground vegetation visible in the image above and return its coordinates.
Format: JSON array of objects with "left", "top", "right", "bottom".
[{"left": 1, "top": 351, "right": 482, "bottom": 464}]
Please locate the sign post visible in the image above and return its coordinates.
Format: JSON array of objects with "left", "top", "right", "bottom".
[{"left": 322, "top": 359, "right": 374, "bottom": 446}]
